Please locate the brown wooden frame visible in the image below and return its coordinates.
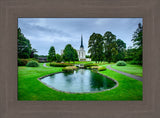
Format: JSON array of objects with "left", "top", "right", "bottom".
[{"left": 0, "top": 0, "right": 160, "bottom": 118}]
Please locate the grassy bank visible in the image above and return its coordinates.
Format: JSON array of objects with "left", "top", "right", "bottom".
[
  {"left": 18, "top": 63, "right": 142, "bottom": 100},
  {"left": 111, "top": 64, "right": 143, "bottom": 77}
]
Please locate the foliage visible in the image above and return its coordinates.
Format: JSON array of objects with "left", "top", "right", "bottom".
[
  {"left": 50, "top": 63, "right": 73, "bottom": 67},
  {"left": 73, "top": 49, "right": 79, "bottom": 61},
  {"left": 18, "top": 59, "right": 29, "bottom": 66},
  {"left": 88, "top": 33, "right": 104, "bottom": 63},
  {"left": 62, "top": 44, "right": 78, "bottom": 62},
  {"left": 115, "top": 39, "right": 126, "bottom": 61},
  {"left": 84, "top": 63, "right": 98, "bottom": 68},
  {"left": 124, "top": 47, "right": 137, "bottom": 61},
  {"left": 62, "top": 66, "right": 77, "bottom": 72},
  {"left": 85, "top": 55, "right": 90, "bottom": 58},
  {"left": 55, "top": 54, "right": 62, "bottom": 62},
  {"left": 26, "top": 60, "right": 39, "bottom": 67},
  {"left": 98, "top": 66, "right": 107, "bottom": 71},
  {"left": 131, "top": 23, "right": 143, "bottom": 65},
  {"left": 129, "top": 60, "right": 142, "bottom": 65},
  {"left": 18, "top": 28, "right": 32, "bottom": 58},
  {"left": 90, "top": 66, "right": 99, "bottom": 70},
  {"left": 47, "top": 46, "right": 56, "bottom": 62},
  {"left": 30, "top": 48, "right": 38, "bottom": 58},
  {"left": 116, "top": 61, "right": 127, "bottom": 66},
  {"left": 103, "top": 31, "right": 118, "bottom": 63},
  {"left": 132, "top": 23, "right": 143, "bottom": 48}
]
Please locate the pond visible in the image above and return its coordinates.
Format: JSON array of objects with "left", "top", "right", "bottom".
[{"left": 40, "top": 69, "right": 117, "bottom": 93}]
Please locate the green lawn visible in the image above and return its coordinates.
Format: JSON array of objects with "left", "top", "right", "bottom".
[
  {"left": 18, "top": 63, "right": 143, "bottom": 100},
  {"left": 111, "top": 64, "right": 143, "bottom": 77}
]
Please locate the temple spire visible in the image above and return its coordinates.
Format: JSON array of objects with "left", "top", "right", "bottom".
[{"left": 80, "top": 34, "right": 84, "bottom": 48}]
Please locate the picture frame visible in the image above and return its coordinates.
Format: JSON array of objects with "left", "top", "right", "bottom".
[{"left": 0, "top": 0, "right": 160, "bottom": 118}]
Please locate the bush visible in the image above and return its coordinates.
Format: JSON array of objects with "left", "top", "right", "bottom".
[
  {"left": 26, "top": 61, "right": 39, "bottom": 67},
  {"left": 98, "top": 66, "right": 107, "bottom": 71},
  {"left": 116, "top": 61, "right": 127, "bottom": 66},
  {"left": 91, "top": 66, "right": 99, "bottom": 70},
  {"left": 50, "top": 63, "right": 73, "bottom": 67},
  {"left": 18, "top": 59, "right": 29, "bottom": 66},
  {"left": 84, "top": 63, "right": 98, "bottom": 68},
  {"left": 62, "top": 66, "right": 77, "bottom": 72}
]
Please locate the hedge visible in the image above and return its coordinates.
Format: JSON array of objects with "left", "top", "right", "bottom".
[{"left": 50, "top": 63, "right": 74, "bottom": 67}]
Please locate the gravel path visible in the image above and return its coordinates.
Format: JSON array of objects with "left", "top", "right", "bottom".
[
  {"left": 106, "top": 65, "right": 143, "bottom": 81},
  {"left": 43, "top": 63, "right": 48, "bottom": 68}
]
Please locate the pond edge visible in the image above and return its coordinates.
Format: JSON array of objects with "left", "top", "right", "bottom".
[{"left": 37, "top": 70, "right": 119, "bottom": 94}]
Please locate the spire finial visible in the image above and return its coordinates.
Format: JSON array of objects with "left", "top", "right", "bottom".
[{"left": 80, "top": 34, "right": 84, "bottom": 48}]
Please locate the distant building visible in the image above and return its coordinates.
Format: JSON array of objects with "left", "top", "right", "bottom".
[
  {"left": 77, "top": 35, "right": 86, "bottom": 61},
  {"left": 61, "top": 35, "right": 91, "bottom": 61},
  {"left": 38, "top": 56, "right": 48, "bottom": 63}
]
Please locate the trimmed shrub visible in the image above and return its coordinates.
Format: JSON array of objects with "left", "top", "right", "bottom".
[
  {"left": 62, "top": 66, "right": 77, "bottom": 72},
  {"left": 26, "top": 61, "right": 39, "bottom": 67},
  {"left": 116, "top": 61, "right": 127, "bottom": 66},
  {"left": 91, "top": 66, "right": 99, "bottom": 70},
  {"left": 50, "top": 63, "right": 73, "bottom": 67},
  {"left": 84, "top": 63, "right": 98, "bottom": 68},
  {"left": 98, "top": 66, "right": 107, "bottom": 71},
  {"left": 18, "top": 59, "right": 29, "bottom": 66}
]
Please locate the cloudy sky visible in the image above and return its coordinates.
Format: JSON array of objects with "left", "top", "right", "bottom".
[{"left": 18, "top": 18, "right": 142, "bottom": 55}]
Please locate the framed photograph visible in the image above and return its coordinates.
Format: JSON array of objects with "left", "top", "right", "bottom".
[{"left": 0, "top": 0, "right": 160, "bottom": 118}]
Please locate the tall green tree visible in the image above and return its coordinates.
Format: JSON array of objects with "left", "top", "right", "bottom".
[
  {"left": 18, "top": 28, "right": 32, "bottom": 58},
  {"left": 62, "top": 44, "right": 77, "bottom": 62},
  {"left": 116, "top": 39, "right": 126, "bottom": 61},
  {"left": 132, "top": 23, "right": 143, "bottom": 48},
  {"left": 103, "top": 31, "right": 118, "bottom": 63},
  {"left": 47, "top": 46, "right": 56, "bottom": 62},
  {"left": 88, "top": 33, "right": 104, "bottom": 63},
  {"left": 131, "top": 23, "right": 143, "bottom": 65}
]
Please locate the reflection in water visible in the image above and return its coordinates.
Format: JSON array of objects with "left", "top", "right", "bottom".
[{"left": 41, "top": 69, "right": 116, "bottom": 93}]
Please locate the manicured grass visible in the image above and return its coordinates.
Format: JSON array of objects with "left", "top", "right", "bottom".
[
  {"left": 18, "top": 63, "right": 142, "bottom": 100},
  {"left": 111, "top": 64, "right": 143, "bottom": 77}
]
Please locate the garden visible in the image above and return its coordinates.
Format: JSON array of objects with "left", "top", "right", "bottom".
[{"left": 18, "top": 19, "right": 143, "bottom": 101}]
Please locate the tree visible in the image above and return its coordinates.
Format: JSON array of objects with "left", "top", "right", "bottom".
[
  {"left": 18, "top": 28, "right": 32, "bottom": 58},
  {"left": 88, "top": 33, "right": 104, "bottom": 63},
  {"left": 115, "top": 39, "right": 126, "bottom": 61},
  {"left": 47, "top": 46, "right": 56, "bottom": 62},
  {"left": 55, "top": 54, "right": 62, "bottom": 62},
  {"left": 131, "top": 23, "right": 143, "bottom": 65},
  {"left": 132, "top": 23, "right": 143, "bottom": 48},
  {"left": 124, "top": 47, "right": 137, "bottom": 61},
  {"left": 30, "top": 48, "right": 38, "bottom": 58},
  {"left": 62, "top": 44, "right": 77, "bottom": 62},
  {"left": 73, "top": 49, "right": 79, "bottom": 61},
  {"left": 103, "top": 31, "right": 118, "bottom": 63}
]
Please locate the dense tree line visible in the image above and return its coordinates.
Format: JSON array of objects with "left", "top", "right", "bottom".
[
  {"left": 88, "top": 32, "right": 126, "bottom": 63},
  {"left": 88, "top": 23, "right": 142, "bottom": 65}
]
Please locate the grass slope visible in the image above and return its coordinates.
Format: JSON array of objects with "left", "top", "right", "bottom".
[
  {"left": 111, "top": 64, "right": 143, "bottom": 77},
  {"left": 18, "top": 63, "right": 143, "bottom": 100}
]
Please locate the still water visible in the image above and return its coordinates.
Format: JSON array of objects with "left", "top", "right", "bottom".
[{"left": 40, "top": 69, "right": 116, "bottom": 93}]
